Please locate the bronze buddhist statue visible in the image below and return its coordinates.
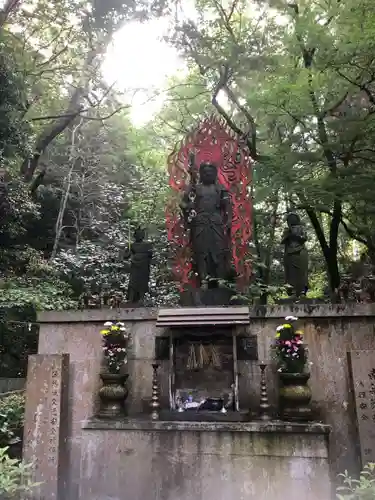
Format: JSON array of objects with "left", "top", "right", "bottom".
[{"left": 180, "top": 162, "right": 232, "bottom": 289}]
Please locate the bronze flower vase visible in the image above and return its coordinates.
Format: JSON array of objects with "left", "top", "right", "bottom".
[
  {"left": 98, "top": 373, "right": 128, "bottom": 419},
  {"left": 279, "top": 372, "right": 312, "bottom": 422}
]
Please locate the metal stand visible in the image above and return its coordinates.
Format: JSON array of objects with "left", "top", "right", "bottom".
[
  {"left": 150, "top": 363, "right": 160, "bottom": 421},
  {"left": 259, "top": 362, "right": 271, "bottom": 421}
]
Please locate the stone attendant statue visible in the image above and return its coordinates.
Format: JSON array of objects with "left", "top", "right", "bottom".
[
  {"left": 281, "top": 212, "right": 308, "bottom": 298},
  {"left": 126, "top": 227, "right": 153, "bottom": 304},
  {"left": 180, "top": 162, "right": 232, "bottom": 288}
]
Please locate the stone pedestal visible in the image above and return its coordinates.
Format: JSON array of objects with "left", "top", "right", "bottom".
[{"left": 80, "top": 419, "right": 332, "bottom": 500}]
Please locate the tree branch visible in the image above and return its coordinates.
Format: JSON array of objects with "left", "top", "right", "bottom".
[
  {"left": 211, "top": 65, "right": 260, "bottom": 160},
  {"left": 0, "top": 0, "right": 22, "bottom": 30},
  {"left": 336, "top": 69, "right": 375, "bottom": 107},
  {"left": 224, "top": 83, "right": 257, "bottom": 158},
  {"left": 21, "top": 47, "right": 99, "bottom": 181}
]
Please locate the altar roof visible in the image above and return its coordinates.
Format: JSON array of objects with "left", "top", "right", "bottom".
[{"left": 156, "top": 307, "right": 249, "bottom": 327}]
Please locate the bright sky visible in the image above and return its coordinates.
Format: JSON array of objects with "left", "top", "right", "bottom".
[{"left": 102, "top": 19, "right": 185, "bottom": 127}]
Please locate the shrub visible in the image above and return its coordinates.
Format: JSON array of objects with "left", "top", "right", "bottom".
[
  {"left": 0, "top": 392, "right": 25, "bottom": 448},
  {"left": 337, "top": 463, "right": 375, "bottom": 499},
  {"left": 0, "top": 446, "right": 39, "bottom": 497}
]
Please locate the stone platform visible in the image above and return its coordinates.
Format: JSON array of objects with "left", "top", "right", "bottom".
[
  {"left": 25, "top": 304, "right": 375, "bottom": 499},
  {"left": 80, "top": 419, "right": 332, "bottom": 500}
]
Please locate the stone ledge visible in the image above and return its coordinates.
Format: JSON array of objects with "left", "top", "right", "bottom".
[
  {"left": 83, "top": 418, "right": 331, "bottom": 434},
  {"left": 37, "top": 303, "right": 375, "bottom": 323},
  {"left": 250, "top": 303, "right": 375, "bottom": 318},
  {"left": 37, "top": 307, "right": 158, "bottom": 323}
]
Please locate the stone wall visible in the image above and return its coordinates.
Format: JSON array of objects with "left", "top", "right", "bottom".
[
  {"left": 34, "top": 304, "right": 375, "bottom": 497},
  {"left": 79, "top": 421, "right": 331, "bottom": 500}
]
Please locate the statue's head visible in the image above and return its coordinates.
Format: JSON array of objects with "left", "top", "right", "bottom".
[
  {"left": 286, "top": 212, "right": 301, "bottom": 227},
  {"left": 134, "top": 227, "right": 145, "bottom": 242},
  {"left": 199, "top": 162, "right": 218, "bottom": 185}
]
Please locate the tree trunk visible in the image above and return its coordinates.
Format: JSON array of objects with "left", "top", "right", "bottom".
[
  {"left": 259, "top": 198, "right": 279, "bottom": 304},
  {"left": 305, "top": 206, "right": 340, "bottom": 293},
  {"left": 50, "top": 120, "right": 82, "bottom": 260}
]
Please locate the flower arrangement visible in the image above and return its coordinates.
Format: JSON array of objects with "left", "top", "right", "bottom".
[
  {"left": 100, "top": 321, "right": 130, "bottom": 374},
  {"left": 272, "top": 316, "right": 307, "bottom": 373}
]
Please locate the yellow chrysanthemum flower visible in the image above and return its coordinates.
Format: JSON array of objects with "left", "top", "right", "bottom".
[
  {"left": 100, "top": 329, "right": 110, "bottom": 335},
  {"left": 282, "top": 324, "right": 292, "bottom": 328},
  {"left": 296, "top": 330, "right": 304, "bottom": 335},
  {"left": 275, "top": 332, "right": 280, "bottom": 338},
  {"left": 111, "top": 325, "right": 120, "bottom": 331}
]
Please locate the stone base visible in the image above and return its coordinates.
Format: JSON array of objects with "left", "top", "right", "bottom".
[
  {"left": 159, "top": 410, "right": 249, "bottom": 422},
  {"left": 80, "top": 419, "right": 332, "bottom": 500},
  {"left": 281, "top": 407, "right": 313, "bottom": 422}
]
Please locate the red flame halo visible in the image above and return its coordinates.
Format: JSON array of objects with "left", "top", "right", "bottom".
[{"left": 166, "top": 115, "right": 253, "bottom": 291}]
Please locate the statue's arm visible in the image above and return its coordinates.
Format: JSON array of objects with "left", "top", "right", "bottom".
[
  {"left": 291, "top": 226, "right": 307, "bottom": 244},
  {"left": 122, "top": 246, "right": 131, "bottom": 259},
  {"left": 179, "top": 186, "right": 193, "bottom": 225},
  {"left": 221, "top": 189, "right": 232, "bottom": 229},
  {"left": 180, "top": 186, "right": 192, "bottom": 210},
  {"left": 299, "top": 227, "right": 308, "bottom": 243},
  {"left": 281, "top": 228, "right": 289, "bottom": 244}
]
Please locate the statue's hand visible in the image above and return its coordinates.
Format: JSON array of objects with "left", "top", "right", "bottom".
[{"left": 123, "top": 249, "right": 131, "bottom": 260}]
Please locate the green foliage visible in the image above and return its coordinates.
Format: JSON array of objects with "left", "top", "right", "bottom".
[
  {"left": 0, "top": 393, "right": 25, "bottom": 448},
  {"left": 0, "top": 306, "right": 37, "bottom": 378},
  {"left": 4, "top": 0, "right": 375, "bottom": 311},
  {"left": 0, "top": 447, "right": 40, "bottom": 498},
  {"left": 0, "top": 47, "right": 31, "bottom": 170},
  {"left": 165, "top": 0, "right": 375, "bottom": 292},
  {"left": 54, "top": 237, "right": 130, "bottom": 298},
  {"left": 0, "top": 278, "right": 77, "bottom": 311},
  {"left": 337, "top": 463, "right": 375, "bottom": 500}
]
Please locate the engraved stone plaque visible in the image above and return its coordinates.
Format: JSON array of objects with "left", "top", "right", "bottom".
[
  {"left": 236, "top": 335, "right": 258, "bottom": 361},
  {"left": 155, "top": 336, "right": 170, "bottom": 361},
  {"left": 23, "top": 354, "right": 69, "bottom": 500},
  {"left": 349, "top": 350, "right": 375, "bottom": 467}
]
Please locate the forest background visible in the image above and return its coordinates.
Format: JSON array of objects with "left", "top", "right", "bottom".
[{"left": 1, "top": 0, "right": 375, "bottom": 375}]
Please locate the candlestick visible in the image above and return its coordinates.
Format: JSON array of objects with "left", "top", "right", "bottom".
[
  {"left": 259, "top": 362, "right": 271, "bottom": 421},
  {"left": 150, "top": 363, "right": 160, "bottom": 421}
]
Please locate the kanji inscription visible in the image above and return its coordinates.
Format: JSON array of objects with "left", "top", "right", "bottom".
[
  {"left": 349, "top": 350, "right": 375, "bottom": 466},
  {"left": 23, "top": 354, "right": 69, "bottom": 500}
]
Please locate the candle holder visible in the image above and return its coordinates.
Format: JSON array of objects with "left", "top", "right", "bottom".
[
  {"left": 150, "top": 363, "right": 160, "bottom": 421},
  {"left": 259, "top": 362, "right": 271, "bottom": 421}
]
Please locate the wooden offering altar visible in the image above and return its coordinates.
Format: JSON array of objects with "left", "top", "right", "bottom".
[{"left": 156, "top": 307, "right": 256, "bottom": 421}]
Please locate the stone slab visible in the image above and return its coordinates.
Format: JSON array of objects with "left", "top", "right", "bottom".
[
  {"left": 23, "top": 354, "right": 69, "bottom": 500},
  {"left": 83, "top": 417, "right": 330, "bottom": 435},
  {"left": 348, "top": 350, "right": 375, "bottom": 467},
  {"left": 79, "top": 428, "right": 332, "bottom": 500}
]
